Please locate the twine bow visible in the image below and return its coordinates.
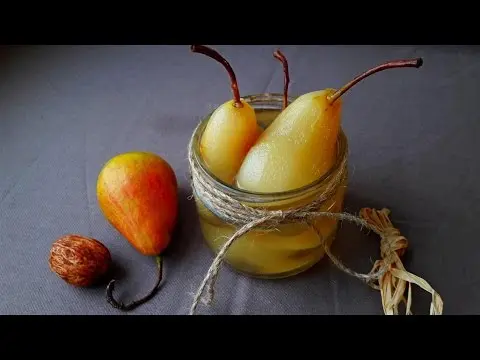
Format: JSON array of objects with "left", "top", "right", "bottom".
[
  {"left": 187, "top": 129, "right": 443, "bottom": 316},
  {"left": 319, "top": 208, "right": 443, "bottom": 315}
]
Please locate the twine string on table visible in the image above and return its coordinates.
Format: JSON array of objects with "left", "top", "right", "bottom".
[{"left": 187, "top": 132, "right": 443, "bottom": 316}]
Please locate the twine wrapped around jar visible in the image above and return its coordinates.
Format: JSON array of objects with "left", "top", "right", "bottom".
[{"left": 187, "top": 131, "right": 444, "bottom": 316}]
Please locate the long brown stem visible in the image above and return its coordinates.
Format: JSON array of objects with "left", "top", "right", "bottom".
[
  {"left": 273, "top": 49, "right": 290, "bottom": 110},
  {"left": 106, "top": 255, "right": 163, "bottom": 311},
  {"left": 190, "top": 45, "right": 242, "bottom": 108},
  {"left": 328, "top": 58, "right": 423, "bottom": 104}
]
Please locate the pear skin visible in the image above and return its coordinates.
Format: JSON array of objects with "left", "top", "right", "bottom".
[
  {"left": 96, "top": 151, "right": 178, "bottom": 256},
  {"left": 235, "top": 89, "right": 341, "bottom": 193},
  {"left": 200, "top": 98, "right": 259, "bottom": 184}
]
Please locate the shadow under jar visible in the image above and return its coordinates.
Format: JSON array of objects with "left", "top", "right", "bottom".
[{"left": 191, "top": 93, "right": 348, "bottom": 279}]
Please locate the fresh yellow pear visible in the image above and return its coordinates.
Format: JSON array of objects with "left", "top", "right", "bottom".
[
  {"left": 191, "top": 45, "right": 260, "bottom": 185},
  {"left": 236, "top": 58, "right": 424, "bottom": 193}
]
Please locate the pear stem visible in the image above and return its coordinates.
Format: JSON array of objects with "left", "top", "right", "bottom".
[
  {"left": 327, "top": 58, "right": 423, "bottom": 104},
  {"left": 106, "top": 255, "right": 163, "bottom": 312},
  {"left": 273, "top": 49, "right": 290, "bottom": 110},
  {"left": 190, "top": 45, "right": 243, "bottom": 108}
]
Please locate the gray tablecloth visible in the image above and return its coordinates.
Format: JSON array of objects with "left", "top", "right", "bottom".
[{"left": 1, "top": 45, "right": 478, "bottom": 315}]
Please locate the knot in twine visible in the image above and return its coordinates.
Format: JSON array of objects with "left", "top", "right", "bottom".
[{"left": 187, "top": 133, "right": 443, "bottom": 316}]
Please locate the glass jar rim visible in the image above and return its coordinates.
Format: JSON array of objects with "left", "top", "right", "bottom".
[{"left": 190, "top": 92, "right": 348, "bottom": 203}]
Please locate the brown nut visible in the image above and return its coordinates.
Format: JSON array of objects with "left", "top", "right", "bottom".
[{"left": 49, "top": 234, "right": 112, "bottom": 287}]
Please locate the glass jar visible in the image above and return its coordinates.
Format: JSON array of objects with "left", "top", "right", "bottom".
[{"left": 191, "top": 93, "right": 348, "bottom": 279}]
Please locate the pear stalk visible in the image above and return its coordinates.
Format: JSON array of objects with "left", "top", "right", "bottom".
[
  {"left": 273, "top": 49, "right": 290, "bottom": 110},
  {"left": 106, "top": 255, "right": 163, "bottom": 311},
  {"left": 190, "top": 45, "right": 243, "bottom": 108},
  {"left": 327, "top": 58, "right": 423, "bottom": 104}
]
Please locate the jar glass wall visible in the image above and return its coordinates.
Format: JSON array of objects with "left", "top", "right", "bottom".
[{"left": 191, "top": 93, "right": 348, "bottom": 279}]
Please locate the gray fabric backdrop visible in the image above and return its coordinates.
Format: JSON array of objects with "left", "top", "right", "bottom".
[{"left": 1, "top": 45, "right": 478, "bottom": 315}]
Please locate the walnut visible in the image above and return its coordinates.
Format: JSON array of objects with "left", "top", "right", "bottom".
[{"left": 49, "top": 234, "right": 112, "bottom": 287}]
